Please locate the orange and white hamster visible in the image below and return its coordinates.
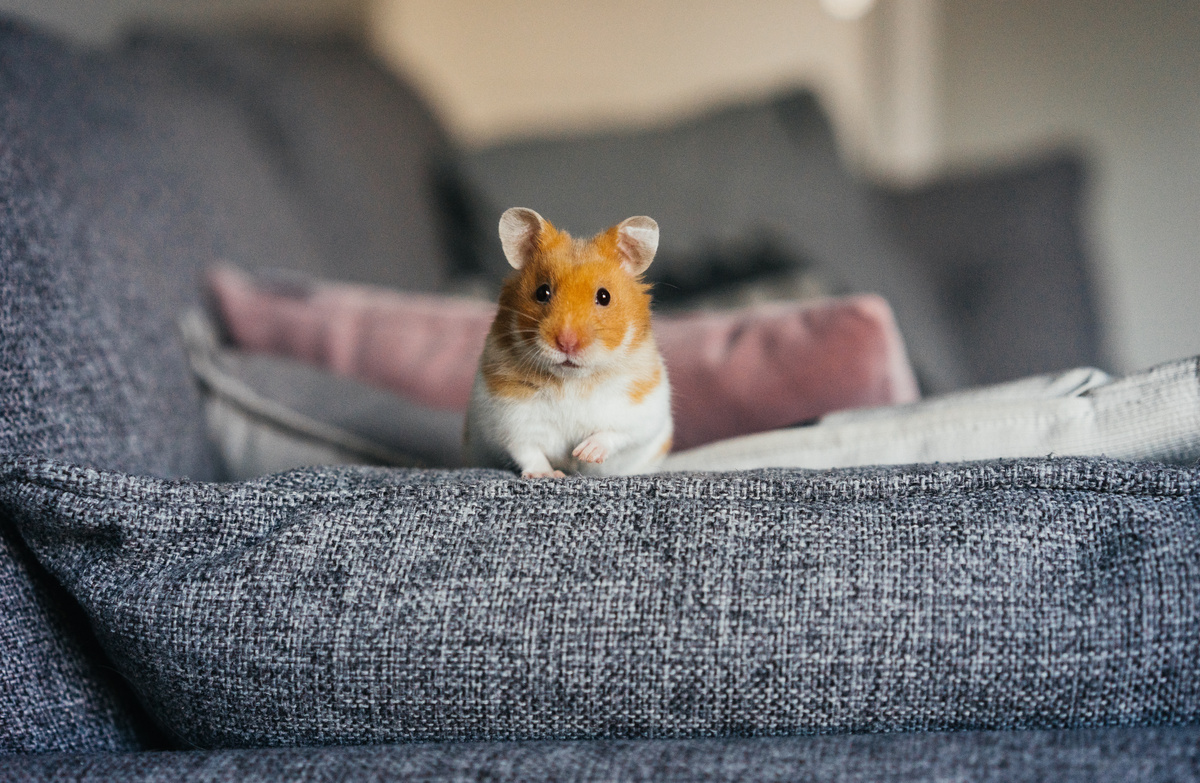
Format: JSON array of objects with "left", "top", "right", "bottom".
[{"left": 465, "top": 207, "right": 673, "bottom": 477}]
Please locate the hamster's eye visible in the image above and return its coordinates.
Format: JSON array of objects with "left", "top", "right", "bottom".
[
  {"left": 534, "top": 284, "right": 551, "bottom": 303},
  {"left": 596, "top": 288, "right": 611, "bottom": 306}
]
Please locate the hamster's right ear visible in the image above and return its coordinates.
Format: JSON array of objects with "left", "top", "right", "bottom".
[{"left": 499, "top": 207, "right": 547, "bottom": 270}]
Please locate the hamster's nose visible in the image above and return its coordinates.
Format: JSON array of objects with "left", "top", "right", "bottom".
[{"left": 555, "top": 330, "right": 580, "bottom": 356}]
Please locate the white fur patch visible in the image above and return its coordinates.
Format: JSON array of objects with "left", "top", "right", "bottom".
[{"left": 465, "top": 339, "right": 672, "bottom": 476}]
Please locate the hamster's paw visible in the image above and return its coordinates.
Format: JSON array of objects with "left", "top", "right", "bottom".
[
  {"left": 522, "top": 469, "right": 566, "bottom": 479},
  {"left": 572, "top": 436, "right": 610, "bottom": 464}
]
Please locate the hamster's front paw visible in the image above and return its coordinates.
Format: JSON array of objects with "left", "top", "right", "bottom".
[
  {"left": 572, "top": 436, "right": 610, "bottom": 464},
  {"left": 522, "top": 469, "right": 566, "bottom": 479}
]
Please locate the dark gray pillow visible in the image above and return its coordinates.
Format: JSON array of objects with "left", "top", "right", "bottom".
[
  {"left": 123, "top": 31, "right": 458, "bottom": 294},
  {"left": 2, "top": 454, "right": 1198, "bottom": 749},
  {"left": 459, "top": 93, "right": 1105, "bottom": 394},
  {"left": 878, "top": 155, "right": 1103, "bottom": 385}
]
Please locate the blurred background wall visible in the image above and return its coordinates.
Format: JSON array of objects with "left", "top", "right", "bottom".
[{"left": 1, "top": 0, "right": 1196, "bottom": 376}]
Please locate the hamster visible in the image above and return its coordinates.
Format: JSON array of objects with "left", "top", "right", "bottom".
[{"left": 464, "top": 207, "right": 673, "bottom": 478}]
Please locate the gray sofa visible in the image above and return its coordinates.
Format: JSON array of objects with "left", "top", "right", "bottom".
[{"left": 2, "top": 18, "right": 1199, "bottom": 781}]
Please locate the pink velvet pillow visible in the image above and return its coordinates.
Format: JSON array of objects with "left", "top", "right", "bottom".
[
  {"left": 209, "top": 267, "right": 919, "bottom": 450},
  {"left": 656, "top": 298, "right": 919, "bottom": 447}
]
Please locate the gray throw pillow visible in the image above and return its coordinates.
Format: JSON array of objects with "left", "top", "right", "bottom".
[
  {"left": 2, "top": 455, "right": 1198, "bottom": 748},
  {"left": 123, "top": 31, "right": 458, "bottom": 294},
  {"left": 179, "top": 311, "right": 465, "bottom": 479}
]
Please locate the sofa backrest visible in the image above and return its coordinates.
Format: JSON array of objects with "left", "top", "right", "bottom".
[
  {"left": 123, "top": 31, "right": 458, "bottom": 293},
  {"left": 0, "top": 19, "right": 459, "bottom": 752},
  {"left": 0, "top": 19, "right": 208, "bottom": 752}
]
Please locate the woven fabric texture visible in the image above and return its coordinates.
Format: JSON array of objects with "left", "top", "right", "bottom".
[
  {"left": 1, "top": 18, "right": 464, "bottom": 752},
  {"left": 0, "top": 20, "right": 214, "bottom": 752},
  {"left": 8, "top": 726, "right": 1200, "bottom": 782},
  {"left": 122, "top": 31, "right": 457, "bottom": 293},
  {"left": 0, "top": 525, "right": 148, "bottom": 754},
  {"left": 2, "top": 455, "right": 1199, "bottom": 748},
  {"left": 0, "top": 24, "right": 217, "bottom": 481}
]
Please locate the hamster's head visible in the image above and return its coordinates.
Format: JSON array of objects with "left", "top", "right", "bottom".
[{"left": 495, "top": 207, "right": 659, "bottom": 377}]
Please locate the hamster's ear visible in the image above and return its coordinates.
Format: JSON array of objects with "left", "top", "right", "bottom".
[
  {"left": 499, "top": 207, "right": 546, "bottom": 270},
  {"left": 616, "top": 216, "right": 659, "bottom": 276}
]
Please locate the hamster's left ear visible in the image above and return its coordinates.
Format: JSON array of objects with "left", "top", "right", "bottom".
[{"left": 616, "top": 216, "right": 659, "bottom": 276}]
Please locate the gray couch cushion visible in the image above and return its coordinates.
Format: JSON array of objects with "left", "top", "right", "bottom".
[
  {"left": 1, "top": 16, "right": 470, "bottom": 750},
  {"left": 0, "top": 19, "right": 212, "bottom": 752},
  {"left": 8, "top": 726, "right": 1200, "bottom": 782},
  {"left": 124, "top": 31, "right": 458, "bottom": 293},
  {"left": 0, "top": 24, "right": 217, "bottom": 479},
  {"left": 2, "top": 455, "right": 1198, "bottom": 748}
]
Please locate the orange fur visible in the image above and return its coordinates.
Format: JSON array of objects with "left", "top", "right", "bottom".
[
  {"left": 484, "top": 216, "right": 653, "bottom": 401},
  {"left": 481, "top": 358, "right": 546, "bottom": 400},
  {"left": 627, "top": 362, "right": 663, "bottom": 405}
]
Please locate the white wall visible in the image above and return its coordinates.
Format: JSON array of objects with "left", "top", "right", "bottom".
[
  {"left": 366, "top": 0, "right": 883, "bottom": 166},
  {"left": 940, "top": 0, "right": 1200, "bottom": 373}
]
